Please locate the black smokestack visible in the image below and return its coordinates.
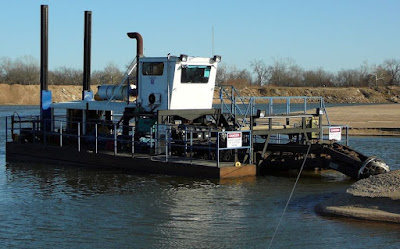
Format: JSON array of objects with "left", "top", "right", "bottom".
[
  {"left": 82, "top": 11, "right": 92, "bottom": 97},
  {"left": 40, "top": 5, "right": 48, "bottom": 93},
  {"left": 40, "top": 4, "right": 49, "bottom": 129}
]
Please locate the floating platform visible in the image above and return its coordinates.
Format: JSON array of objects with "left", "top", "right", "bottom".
[{"left": 6, "top": 142, "right": 256, "bottom": 179}]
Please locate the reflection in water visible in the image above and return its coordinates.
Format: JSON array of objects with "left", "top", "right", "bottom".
[{"left": 2, "top": 162, "right": 400, "bottom": 248}]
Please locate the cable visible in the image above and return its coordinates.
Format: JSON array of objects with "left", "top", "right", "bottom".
[{"left": 267, "top": 143, "right": 312, "bottom": 249}]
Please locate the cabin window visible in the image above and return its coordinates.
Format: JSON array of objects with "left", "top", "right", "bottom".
[
  {"left": 181, "top": 65, "right": 211, "bottom": 83},
  {"left": 142, "top": 62, "right": 164, "bottom": 76}
]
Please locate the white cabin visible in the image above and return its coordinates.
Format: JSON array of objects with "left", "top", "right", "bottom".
[{"left": 138, "top": 55, "right": 220, "bottom": 112}]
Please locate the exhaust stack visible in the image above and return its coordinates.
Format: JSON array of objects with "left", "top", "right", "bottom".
[
  {"left": 127, "top": 32, "right": 143, "bottom": 57},
  {"left": 40, "top": 5, "right": 52, "bottom": 131},
  {"left": 82, "top": 11, "right": 92, "bottom": 100},
  {"left": 127, "top": 32, "right": 143, "bottom": 106},
  {"left": 40, "top": 5, "right": 48, "bottom": 93}
]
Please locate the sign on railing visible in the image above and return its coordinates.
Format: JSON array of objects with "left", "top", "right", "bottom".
[
  {"left": 328, "top": 126, "right": 342, "bottom": 141},
  {"left": 226, "top": 132, "right": 242, "bottom": 148}
]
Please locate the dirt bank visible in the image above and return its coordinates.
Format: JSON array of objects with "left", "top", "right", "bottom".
[
  {"left": 0, "top": 84, "right": 99, "bottom": 105},
  {"left": 234, "top": 85, "right": 400, "bottom": 104},
  {"left": 1, "top": 84, "right": 400, "bottom": 105},
  {"left": 315, "top": 170, "right": 400, "bottom": 224}
]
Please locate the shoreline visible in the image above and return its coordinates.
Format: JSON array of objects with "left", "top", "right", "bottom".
[
  {"left": 315, "top": 170, "right": 400, "bottom": 224},
  {"left": 324, "top": 103, "right": 400, "bottom": 136}
]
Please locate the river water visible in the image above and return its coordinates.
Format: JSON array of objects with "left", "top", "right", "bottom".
[{"left": 0, "top": 106, "right": 399, "bottom": 248}]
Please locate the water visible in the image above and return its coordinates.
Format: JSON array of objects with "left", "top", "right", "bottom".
[{"left": 1, "top": 106, "right": 400, "bottom": 248}]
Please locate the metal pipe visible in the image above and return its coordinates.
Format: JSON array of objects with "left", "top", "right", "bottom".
[
  {"left": 217, "top": 132, "right": 220, "bottom": 168},
  {"left": 127, "top": 32, "right": 143, "bottom": 56},
  {"left": 131, "top": 126, "right": 135, "bottom": 157},
  {"left": 190, "top": 127, "right": 193, "bottom": 165},
  {"left": 40, "top": 5, "right": 48, "bottom": 128},
  {"left": 11, "top": 116, "right": 14, "bottom": 141},
  {"left": 95, "top": 123, "right": 98, "bottom": 153},
  {"left": 249, "top": 131, "right": 252, "bottom": 164},
  {"left": 184, "top": 126, "right": 187, "bottom": 157},
  {"left": 269, "top": 98, "right": 273, "bottom": 115},
  {"left": 40, "top": 5, "right": 48, "bottom": 93},
  {"left": 5, "top": 117, "right": 8, "bottom": 142},
  {"left": 189, "top": 128, "right": 193, "bottom": 155},
  {"left": 127, "top": 32, "right": 143, "bottom": 106},
  {"left": 82, "top": 11, "right": 92, "bottom": 97},
  {"left": 165, "top": 127, "right": 168, "bottom": 162},
  {"left": 114, "top": 124, "right": 117, "bottom": 155},
  {"left": 60, "top": 121, "right": 63, "bottom": 147},
  {"left": 78, "top": 122, "right": 81, "bottom": 152}
]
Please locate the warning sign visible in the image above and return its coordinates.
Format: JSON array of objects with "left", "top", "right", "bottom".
[
  {"left": 227, "top": 132, "right": 242, "bottom": 148},
  {"left": 329, "top": 127, "right": 342, "bottom": 141}
]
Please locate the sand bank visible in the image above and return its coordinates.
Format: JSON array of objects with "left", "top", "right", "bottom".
[
  {"left": 324, "top": 104, "right": 400, "bottom": 135},
  {"left": 315, "top": 170, "right": 400, "bottom": 224}
]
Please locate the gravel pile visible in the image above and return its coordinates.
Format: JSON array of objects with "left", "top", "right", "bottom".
[
  {"left": 347, "top": 170, "right": 400, "bottom": 200},
  {"left": 315, "top": 170, "right": 400, "bottom": 223}
]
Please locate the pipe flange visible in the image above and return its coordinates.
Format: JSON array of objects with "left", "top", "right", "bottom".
[{"left": 358, "top": 156, "right": 390, "bottom": 179}]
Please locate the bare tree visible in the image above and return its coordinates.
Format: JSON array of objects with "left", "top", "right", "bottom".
[
  {"left": 215, "top": 63, "right": 228, "bottom": 85},
  {"left": 0, "top": 56, "right": 39, "bottom": 85},
  {"left": 49, "top": 67, "right": 82, "bottom": 85},
  {"left": 302, "top": 68, "right": 333, "bottom": 87},
  {"left": 268, "top": 58, "right": 303, "bottom": 86},
  {"left": 250, "top": 59, "right": 270, "bottom": 86},
  {"left": 382, "top": 59, "right": 400, "bottom": 85}
]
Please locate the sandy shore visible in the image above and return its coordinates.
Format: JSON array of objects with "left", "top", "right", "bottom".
[
  {"left": 315, "top": 170, "right": 400, "bottom": 224},
  {"left": 324, "top": 104, "right": 400, "bottom": 135}
]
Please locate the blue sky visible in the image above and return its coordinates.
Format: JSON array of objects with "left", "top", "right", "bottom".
[{"left": 1, "top": 0, "right": 399, "bottom": 73}]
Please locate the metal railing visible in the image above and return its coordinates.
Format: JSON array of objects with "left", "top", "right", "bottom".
[
  {"left": 6, "top": 115, "right": 138, "bottom": 156},
  {"left": 150, "top": 124, "right": 252, "bottom": 167},
  {"left": 6, "top": 116, "right": 252, "bottom": 168},
  {"left": 215, "top": 85, "right": 331, "bottom": 130}
]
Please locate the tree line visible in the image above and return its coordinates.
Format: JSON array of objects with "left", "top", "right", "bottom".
[
  {"left": 218, "top": 57, "right": 400, "bottom": 88},
  {"left": 0, "top": 55, "right": 125, "bottom": 86},
  {"left": 1, "top": 55, "right": 400, "bottom": 88}
]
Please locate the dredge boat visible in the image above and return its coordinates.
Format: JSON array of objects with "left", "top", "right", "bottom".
[{"left": 5, "top": 6, "right": 390, "bottom": 179}]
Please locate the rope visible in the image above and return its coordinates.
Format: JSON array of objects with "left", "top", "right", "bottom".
[{"left": 267, "top": 143, "right": 312, "bottom": 249}]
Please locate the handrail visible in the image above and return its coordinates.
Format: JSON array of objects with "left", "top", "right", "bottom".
[
  {"left": 216, "top": 84, "right": 332, "bottom": 131},
  {"left": 6, "top": 116, "right": 252, "bottom": 168}
]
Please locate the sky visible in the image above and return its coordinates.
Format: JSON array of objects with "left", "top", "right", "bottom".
[{"left": 1, "top": 0, "right": 399, "bottom": 73}]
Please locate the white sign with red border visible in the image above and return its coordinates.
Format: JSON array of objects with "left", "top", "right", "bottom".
[
  {"left": 329, "top": 126, "right": 342, "bottom": 141},
  {"left": 227, "top": 132, "right": 242, "bottom": 148}
]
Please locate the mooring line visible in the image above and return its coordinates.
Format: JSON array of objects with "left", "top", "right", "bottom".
[{"left": 267, "top": 143, "right": 312, "bottom": 249}]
